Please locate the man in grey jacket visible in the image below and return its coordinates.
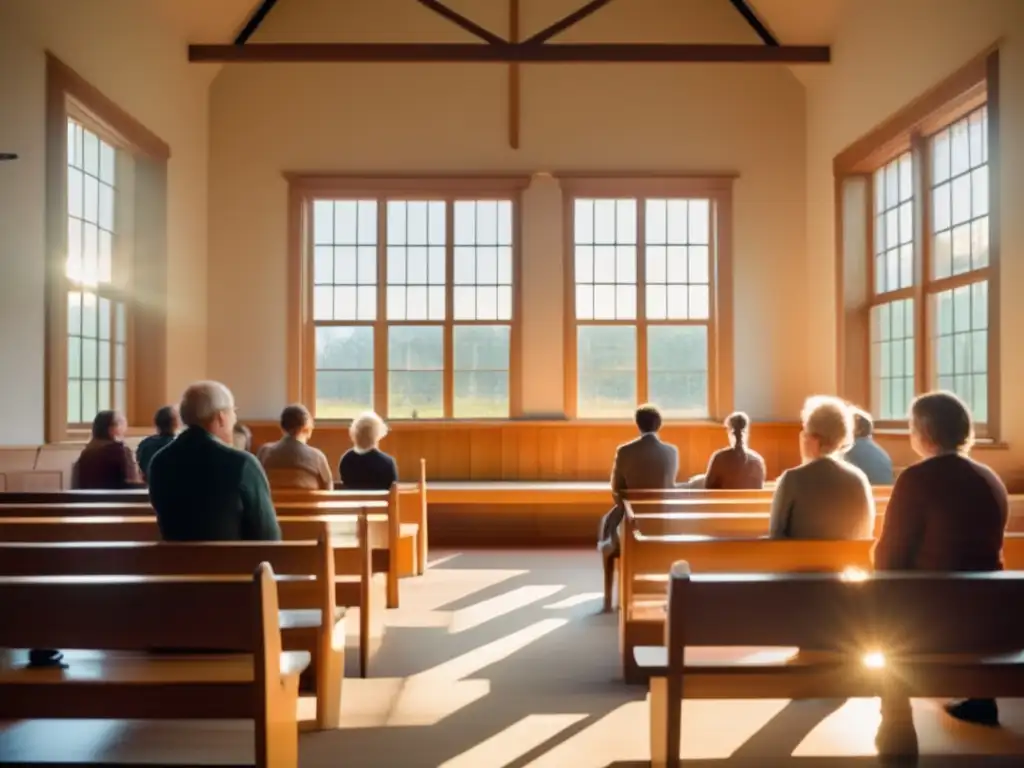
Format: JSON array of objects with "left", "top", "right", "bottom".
[{"left": 598, "top": 404, "right": 680, "bottom": 558}]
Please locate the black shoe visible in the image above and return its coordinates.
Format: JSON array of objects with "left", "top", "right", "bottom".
[
  {"left": 27, "top": 649, "right": 67, "bottom": 669},
  {"left": 944, "top": 698, "right": 999, "bottom": 726}
]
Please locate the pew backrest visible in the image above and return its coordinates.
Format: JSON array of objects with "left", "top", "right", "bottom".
[
  {"left": 664, "top": 563, "right": 1024, "bottom": 661},
  {"left": 0, "top": 564, "right": 280, "bottom": 655}
]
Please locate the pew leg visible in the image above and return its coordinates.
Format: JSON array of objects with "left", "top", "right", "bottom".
[
  {"left": 316, "top": 620, "right": 346, "bottom": 730},
  {"left": 387, "top": 567, "right": 400, "bottom": 610},
  {"left": 257, "top": 672, "right": 300, "bottom": 768},
  {"left": 649, "top": 676, "right": 682, "bottom": 768},
  {"left": 602, "top": 555, "right": 616, "bottom": 613}
]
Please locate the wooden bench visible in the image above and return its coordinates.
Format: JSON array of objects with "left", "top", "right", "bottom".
[
  {"left": 0, "top": 563, "right": 307, "bottom": 768},
  {"left": 600, "top": 491, "right": 894, "bottom": 611},
  {"left": 638, "top": 564, "right": 1024, "bottom": 768},
  {"left": 0, "top": 497, "right": 407, "bottom": 609},
  {"left": 0, "top": 526, "right": 346, "bottom": 730},
  {"left": 619, "top": 529, "right": 1024, "bottom": 684},
  {"left": 0, "top": 512, "right": 378, "bottom": 681}
]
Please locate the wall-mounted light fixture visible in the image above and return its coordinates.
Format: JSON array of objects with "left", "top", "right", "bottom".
[{"left": 0, "top": 153, "right": 18, "bottom": 161}]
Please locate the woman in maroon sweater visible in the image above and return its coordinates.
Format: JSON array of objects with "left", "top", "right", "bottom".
[
  {"left": 71, "top": 410, "right": 142, "bottom": 489},
  {"left": 874, "top": 391, "right": 1008, "bottom": 728}
]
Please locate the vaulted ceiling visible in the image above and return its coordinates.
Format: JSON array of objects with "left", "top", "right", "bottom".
[{"left": 156, "top": 0, "right": 848, "bottom": 47}]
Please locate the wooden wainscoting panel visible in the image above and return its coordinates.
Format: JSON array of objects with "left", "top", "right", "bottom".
[{"left": 247, "top": 421, "right": 805, "bottom": 482}]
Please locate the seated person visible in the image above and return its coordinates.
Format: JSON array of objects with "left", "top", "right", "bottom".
[
  {"left": 598, "top": 404, "right": 679, "bottom": 558},
  {"left": 71, "top": 409, "right": 142, "bottom": 489},
  {"left": 769, "top": 395, "right": 874, "bottom": 539},
  {"left": 704, "top": 411, "right": 766, "bottom": 489},
  {"left": 843, "top": 406, "right": 894, "bottom": 485},
  {"left": 136, "top": 405, "right": 180, "bottom": 481},
  {"left": 149, "top": 381, "right": 280, "bottom": 541},
  {"left": 258, "top": 403, "right": 333, "bottom": 490},
  {"left": 874, "top": 391, "right": 1007, "bottom": 727},
  {"left": 339, "top": 411, "right": 398, "bottom": 490},
  {"left": 232, "top": 422, "right": 252, "bottom": 452}
]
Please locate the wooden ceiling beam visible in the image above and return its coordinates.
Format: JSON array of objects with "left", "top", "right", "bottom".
[
  {"left": 726, "top": 0, "right": 779, "bottom": 47},
  {"left": 523, "top": 0, "right": 615, "bottom": 45},
  {"left": 234, "top": 0, "right": 281, "bottom": 46},
  {"left": 415, "top": 0, "right": 506, "bottom": 45},
  {"left": 188, "top": 42, "right": 830, "bottom": 64}
]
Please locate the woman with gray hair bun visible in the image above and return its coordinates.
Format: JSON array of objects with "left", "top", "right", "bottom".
[
  {"left": 768, "top": 395, "right": 875, "bottom": 540},
  {"left": 338, "top": 411, "right": 399, "bottom": 490},
  {"left": 873, "top": 390, "right": 1008, "bottom": 728}
]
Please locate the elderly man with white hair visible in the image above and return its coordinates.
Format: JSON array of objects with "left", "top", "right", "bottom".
[
  {"left": 148, "top": 381, "right": 280, "bottom": 541},
  {"left": 768, "top": 395, "right": 875, "bottom": 540},
  {"left": 338, "top": 411, "right": 398, "bottom": 490}
]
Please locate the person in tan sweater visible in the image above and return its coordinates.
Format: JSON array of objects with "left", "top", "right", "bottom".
[{"left": 257, "top": 404, "right": 333, "bottom": 490}]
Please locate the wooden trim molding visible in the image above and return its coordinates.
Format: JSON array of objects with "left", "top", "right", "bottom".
[
  {"left": 287, "top": 174, "right": 531, "bottom": 421},
  {"left": 560, "top": 175, "right": 736, "bottom": 420},
  {"left": 46, "top": 54, "right": 170, "bottom": 162},
  {"left": 833, "top": 44, "right": 994, "bottom": 175}
]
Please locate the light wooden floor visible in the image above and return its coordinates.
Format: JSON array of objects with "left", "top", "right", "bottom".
[{"left": 4, "top": 549, "right": 1024, "bottom": 766}]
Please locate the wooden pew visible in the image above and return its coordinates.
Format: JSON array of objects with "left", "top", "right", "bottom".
[
  {"left": 0, "top": 513, "right": 378, "bottom": 681},
  {"left": 0, "top": 527, "right": 345, "bottom": 730},
  {"left": 0, "top": 563, "right": 307, "bottom": 768},
  {"left": 639, "top": 565, "right": 1024, "bottom": 768},
  {"left": 0, "top": 498, "right": 406, "bottom": 608},
  {"left": 618, "top": 527, "right": 1024, "bottom": 683},
  {"left": 600, "top": 491, "right": 893, "bottom": 611}
]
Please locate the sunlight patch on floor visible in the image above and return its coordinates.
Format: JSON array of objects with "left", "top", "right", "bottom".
[
  {"left": 544, "top": 592, "right": 603, "bottom": 609},
  {"left": 523, "top": 699, "right": 795, "bottom": 766},
  {"left": 399, "top": 568, "right": 530, "bottom": 613},
  {"left": 449, "top": 585, "right": 566, "bottom": 633},
  {"left": 417, "top": 618, "right": 569, "bottom": 682},
  {"left": 790, "top": 697, "right": 882, "bottom": 756},
  {"left": 336, "top": 677, "right": 491, "bottom": 728},
  {"left": 438, "top": 714, "right": 589, "bottom": 768}
]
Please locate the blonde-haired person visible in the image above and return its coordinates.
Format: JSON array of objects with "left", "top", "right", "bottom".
[
  {"left": 768, "top": 396, "right": 874, "bottom": 540},
  {"left": 339, "top": 411, "right": 398, "bottom": 490},
  {"left": 874, "top": 390, "right": 1007, "bottom": 728},
  {"left": 704, "top": 411, "right": 766, "bottom": 489}
]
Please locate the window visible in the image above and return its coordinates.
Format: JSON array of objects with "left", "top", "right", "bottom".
[
  {"left": 563, "top": 178, "right": 733, "bottom": 420},
  {"left": 836, "top": 50, "right": 998, "bottom": 435},
  {"left": 65, "top": 120, "right": 129, "bottom": 426},
  {"left": 294, "top": 178, "right": 526, "bottom": 420},
  {"left": 46, "top": 55, "right": 170, "bottom": 442}
]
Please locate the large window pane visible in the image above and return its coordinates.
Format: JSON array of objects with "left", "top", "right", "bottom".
[
  {"left": 387, "top": 201, "right": 445, "bottom": 321},
  {"left": 645, "top": 199, "right": 711, "bottom": 321},
  {"left": 577, "top": 325, "right": 636, "bottom": 417},
  {"left": 870, "top": 299, "right": 915, "bottom": 420},
  {"left": 573, "top": 199, "right": 637, "bottom": 321},
  {"left": 452, "top": 200, "right": 513, "bottom": 321},
  {"left": 873, "top": 153, "right": 914, "bottom": 294},
  {"left": 453, "top": 325, "right": 510, "bottom": 417},
  {"left": 311, "top": 200, "right": 378, "bottom": 321},
  {"left": 66, "top": 120, "right": 124, "bottom": 426},
  {"left": 931, "top": 281, "right": 987, "bottom": 422},
  {"left": 388, "top": 325, "right": 443, "bottom": 418},
  {"left": 315, "top": 326, "right": 374, "bottom": 418},
  {"left": 931, "top": 107, "right": 988, "bottom": 279},
  {"left": 647, "top": 325, "right": 708, "bottom": 417}
]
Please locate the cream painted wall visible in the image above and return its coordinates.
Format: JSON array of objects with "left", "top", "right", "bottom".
[
  {"left": 0, "top": 0, "right": 210, "bottom": 445},
  {"left": 805, "top": 0, "right": 1024, "bottom": 473},
  {"left": 207, "top": 0, "right": 809, "bottom": 419}
]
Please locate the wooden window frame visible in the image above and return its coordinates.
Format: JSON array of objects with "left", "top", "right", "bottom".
[
  {"left": 286, "top": 174, "right": 531, "bottom": 422},
  {"left": 834, "top": 47, "right": 1001, "bottom": 439},
  {"left": 45, "top": 54, "right": 171, "bottom": 443},
  {"left": 559, "top": 175, "right": 735, "bottom": 421}
]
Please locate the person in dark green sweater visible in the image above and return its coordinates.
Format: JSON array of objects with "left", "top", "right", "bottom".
[
  {"left": 148, "top": 381, "right": 280, "bottom": 542},
  {"left": 136, "top": 405, "right": 180, "bottom": 481}
]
